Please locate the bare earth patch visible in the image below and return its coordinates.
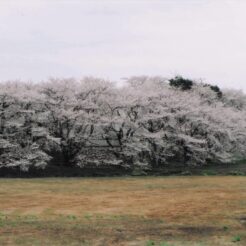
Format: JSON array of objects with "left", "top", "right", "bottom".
[{"left": 0, "top": 176, "right": 245, "bottom": 245}]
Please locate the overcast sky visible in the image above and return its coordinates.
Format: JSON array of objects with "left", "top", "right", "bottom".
[{"left": 0, "top": 0, "right": 245, "bottom": 91}]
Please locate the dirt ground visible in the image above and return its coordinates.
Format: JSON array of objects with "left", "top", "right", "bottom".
[{"left": 0, "top": 176, "right": 245, "bottom": 245}]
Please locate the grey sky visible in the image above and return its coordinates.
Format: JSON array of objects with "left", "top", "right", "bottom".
[{"left": 0, "top": 0, "right": 246, "bottom": 91}]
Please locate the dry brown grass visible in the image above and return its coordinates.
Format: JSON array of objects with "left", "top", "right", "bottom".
[{"left": 0, "top": 176, "right": 245, "bottom": 245}]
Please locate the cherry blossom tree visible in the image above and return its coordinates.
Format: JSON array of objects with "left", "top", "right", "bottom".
[{"left": 0, "top": 76, "right": 245, "bottom": 173}]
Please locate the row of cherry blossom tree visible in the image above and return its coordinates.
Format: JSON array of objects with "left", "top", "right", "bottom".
[{"left": 0, "top": 76, "right": 246, "bottom": 172}]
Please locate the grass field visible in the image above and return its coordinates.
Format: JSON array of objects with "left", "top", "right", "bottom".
[{"left": 0, "top": 176, "right": 245, "bottom": 245}]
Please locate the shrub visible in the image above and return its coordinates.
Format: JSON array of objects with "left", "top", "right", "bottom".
[
  {"left": 169, "top": 76, "right": 193, "bottom": 90},
  {"left": 228, "top": 171, "right": 245, "bottom": 176},
  {"left": 232, "top": 235, "right": 241, "bottom": 242},
  {"left": 204, "top": 83, "right": 223, "bottom": 98},
  {"left": 202, "top": 170, "right": 217, "bottom": 176},
  {"left": 146, "top": 240, "right": 155, "bottom": 246},
  {"left": 210, "top": 85, "right": 223, "bottom": 98},
  {"left": 181, "top": 171, "right": 192, "bottom": 176}
]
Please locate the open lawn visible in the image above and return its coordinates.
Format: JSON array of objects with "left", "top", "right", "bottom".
[{"left": 0, "top": 176, "right": 245, "bottom": 245}]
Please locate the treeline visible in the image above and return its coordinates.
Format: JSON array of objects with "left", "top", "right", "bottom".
[{"left": 0, "top": 76, "right": 246, "bottom": 174}]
